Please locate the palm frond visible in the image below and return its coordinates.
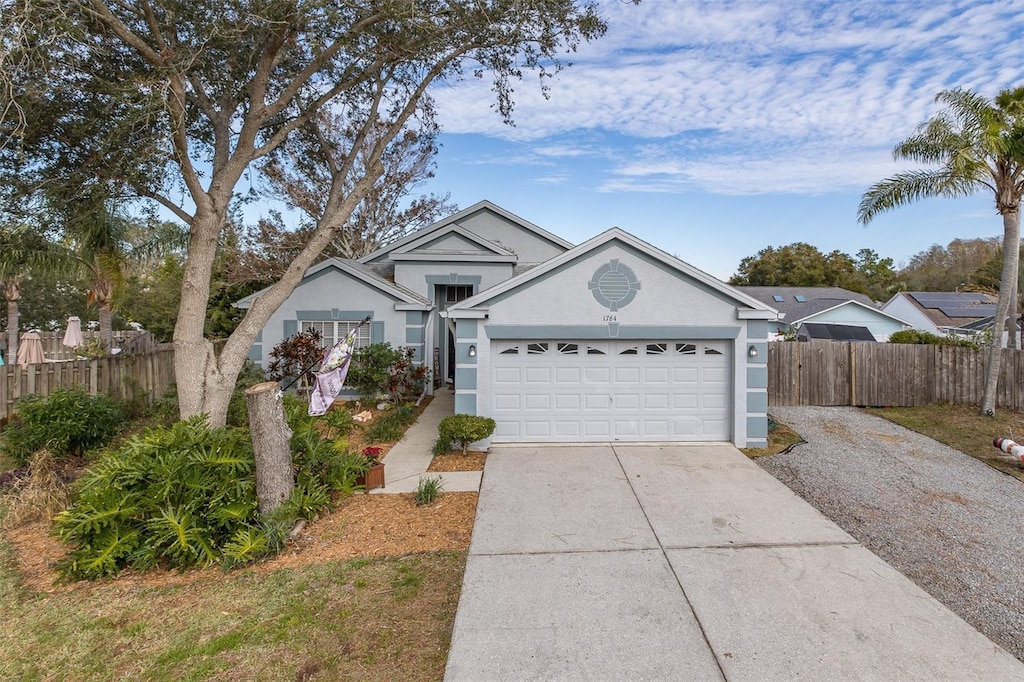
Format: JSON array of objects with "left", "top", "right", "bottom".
[
  {"left": 858, "top": 169, "right": 981, "bottom": 224},
  {"left": 936, "top": 88, "right": 1000, "bottom": 138}
]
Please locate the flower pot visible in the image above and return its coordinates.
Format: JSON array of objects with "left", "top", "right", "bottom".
[{"left": 355, "top": 462, "right": 385, "bottom": 493}]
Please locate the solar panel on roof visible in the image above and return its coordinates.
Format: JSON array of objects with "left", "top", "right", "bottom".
[
  {"left": 912, "top": 293, "right": 991, "bottom": 308},
  {"left": 938, "top": 305, "right": 996, "bottom": 317}
]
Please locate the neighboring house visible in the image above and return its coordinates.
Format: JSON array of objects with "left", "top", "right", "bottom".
[
  {"left": 738, "top": 286, "right": 910, "bottom": 341},
  {"left": 237, "top": 200, "right": 777, "bottom": 447},
  {"left": 797, "top": 323, "right": 877, "bottom": 342},
  {"left": 882, "top": 291, "right": 998, "bottom": 336}
]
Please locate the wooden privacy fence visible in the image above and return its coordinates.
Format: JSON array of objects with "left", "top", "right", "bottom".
[
  {"left": 0, "top": 346, "right": 175, "bottom": 425},
  {"left": 768, "top": 341, "right": 1024, "bottom": 410},
  {"left": 34, "top": 330, "right": 158, "bottom": 362}
]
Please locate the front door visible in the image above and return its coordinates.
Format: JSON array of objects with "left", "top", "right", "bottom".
[{"left": 438, "top": 284, "right": 474, "bottom": 382}]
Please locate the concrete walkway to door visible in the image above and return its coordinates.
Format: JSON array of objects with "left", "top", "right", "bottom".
[{"left": 444, "top": 444, "right": 1024, "bottom": 681}]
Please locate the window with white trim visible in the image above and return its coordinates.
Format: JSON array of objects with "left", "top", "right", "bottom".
[{"left": 302, "top": 320, "right": 371, "bottom": 350}]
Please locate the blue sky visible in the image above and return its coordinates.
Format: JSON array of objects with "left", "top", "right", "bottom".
[{"left": 419, "top": 0, "right": 1024, "bottom": 281}]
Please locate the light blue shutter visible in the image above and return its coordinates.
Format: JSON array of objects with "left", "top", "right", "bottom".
[
  {"left": 283, "top": 320, "right": 298, "bottom": 339},
  {"left": 370, "top": 320, "right": 385, "bottom": 344}
]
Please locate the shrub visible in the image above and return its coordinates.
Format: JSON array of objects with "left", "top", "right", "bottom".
[
  {"left": 382, "top": 348, "right": 431, "bottom": 403},
  {"left": 287, "top": 403, "right": 368, "bottom": 496},
  {"left": 322, "top": 407, "right": 357, "bottom": 437},
  {"left": 415, "top": 476, "right": 444, "bottom": 506},
  {"left": 267, "top": 328, "right": 323, "bottom": 385},
  {"left": 54, "top": 407, "right": 366, "bottom": 581},
  {"left": 53, "top": 418, "right": 259, "bottom": 580},
  {"left": 889, "top": 329, "right": 977, "bottom": 348},
  {"left": 0, "top": 387, "right": 127, "bottom": 466},
  {"left": 438, "top": 414, "right": 496, "bottom": 455},
  {"left": 348, "top": 343, "right": 404, "bottom": 397}
]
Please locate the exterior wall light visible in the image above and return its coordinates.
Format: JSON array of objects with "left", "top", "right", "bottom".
[
  {"left": 748, "top": 345, "right": 758, "bottom": 358},
  {"left": 468, "top": 344, "right": 477, "bottom": 357}
]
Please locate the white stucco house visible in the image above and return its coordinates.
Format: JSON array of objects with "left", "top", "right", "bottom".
[{"left": 237, "top": 201, "right": 778, "bottom": 447}]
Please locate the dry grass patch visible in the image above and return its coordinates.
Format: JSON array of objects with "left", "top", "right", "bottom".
[
  {"left": 0, "top": 492, "right": 478, "bottom": 680},
  {"left": 742, "top": 419, "right": 805, "bottom": 458},
  {"left": 0, "top": 544, "right": 467, "bottom": 681},
  {"left": 865, "top": 404, "right": 1024, "bottom": 483}
]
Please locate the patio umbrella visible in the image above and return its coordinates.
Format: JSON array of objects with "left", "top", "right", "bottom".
[
  {"left": 16, "top": 330, "right": 45, "bottom": 365},
  {"left": 62, "top": 316, "right": 85, "bottom": 349}
]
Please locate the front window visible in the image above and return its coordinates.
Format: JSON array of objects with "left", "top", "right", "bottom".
[{"left": 301, "top": 320, "right": 371, "bottom": 350}]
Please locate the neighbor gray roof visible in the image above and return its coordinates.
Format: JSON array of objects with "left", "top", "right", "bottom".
[{"left": 736, "top": 287, "right": 876, "bottom": 321}]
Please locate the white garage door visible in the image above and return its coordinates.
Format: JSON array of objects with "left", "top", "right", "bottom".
[{"left": 491, "top": 340, "right": 731, "bottom": 442}]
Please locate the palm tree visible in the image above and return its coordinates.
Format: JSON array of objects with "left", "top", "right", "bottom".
[
  {"left": 0, "top": 224, "right": 64, "bottom": 364},
  {"left": 69, "top": 201, "right": 185, "bottom": 351},
  {"left": 859, "top": 86, "right": 1024, "bottom": 416}
]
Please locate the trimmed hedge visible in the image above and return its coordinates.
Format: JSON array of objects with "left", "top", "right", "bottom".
[{"left": 438, "top": 414, "right": 496, "bottom": 455}]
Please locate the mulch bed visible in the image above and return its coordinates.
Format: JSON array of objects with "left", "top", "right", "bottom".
[
  {"left": 0, "top": 393, "right": 484, "bottom": 595},
  {"left": 427, "top": 450, "right": 487, "bottom": 472},
  {"left": 3, "top": 491, "right": 478, "bottom": 594}
]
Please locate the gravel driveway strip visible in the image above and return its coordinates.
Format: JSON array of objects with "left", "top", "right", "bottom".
[{"left": 763, "top": 406, "right": 1024, "bottom": 662}]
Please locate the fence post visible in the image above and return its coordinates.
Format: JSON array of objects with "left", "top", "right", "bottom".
[{"left": 849, "top": 342, "right": 857, "bottom": 406}]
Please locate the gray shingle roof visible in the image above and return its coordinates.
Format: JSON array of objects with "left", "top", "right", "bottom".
[{"left": 736, "top": 287, "right": 876, "bottom": 321}]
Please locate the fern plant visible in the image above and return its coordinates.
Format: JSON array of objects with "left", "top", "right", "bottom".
[{"left": 54, "top": 397, "right": 369, "bottom": 581}]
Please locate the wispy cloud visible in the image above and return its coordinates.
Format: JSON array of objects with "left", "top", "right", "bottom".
[{"left": 431, "top": 0, "right": 1024, "bottom": 195}]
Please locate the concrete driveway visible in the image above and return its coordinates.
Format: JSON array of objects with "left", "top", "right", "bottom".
[{"left": 444, "top": 444, "right": 1024, "bottom": 681}]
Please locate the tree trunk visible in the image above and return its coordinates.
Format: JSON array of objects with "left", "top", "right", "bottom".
[
  {"left": 5, "top": 291, "right": 18, "bottom": 365},
  {"left": 1010, "top": 287, "right": 1020, "bottom": 350},
  {"left": 98, "top": 302, "right": 113, "bottom": 351},
  {"left": 980, "top": 210, "right": 1021, "bottom": 415},
  {"left": 245, "top": 381, "right": 294, "bottom": 515},
  {"left": 174, "top": 208, "right": 226, "bottom": 422}
]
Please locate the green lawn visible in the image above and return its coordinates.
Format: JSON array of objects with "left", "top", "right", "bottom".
[
  {"left": 0, "top": 544, "right": 465, "bottom": 681},
  {"left": 865, "top": 403, "right": 1024, "bottom": 483}
]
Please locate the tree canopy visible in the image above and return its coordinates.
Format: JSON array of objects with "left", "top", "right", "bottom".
[
  {"left": 729, "top": 242, "right": 897, "bottom": 301},
  {"left": 1, "top": 0, "right": 620, "bottom": 424}
]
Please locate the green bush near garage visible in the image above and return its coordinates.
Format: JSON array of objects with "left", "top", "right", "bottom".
[{"left": 438, "top": 414, "right": 496, "bottom": 455}]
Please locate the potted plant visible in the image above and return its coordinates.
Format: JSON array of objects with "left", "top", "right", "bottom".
[{"left": 355, "top": 446, "right": 385, "bottom": 493}]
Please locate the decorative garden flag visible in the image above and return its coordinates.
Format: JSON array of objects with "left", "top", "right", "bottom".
[{"left": 308, "top": 317, "right": 370, "bottom": 416}]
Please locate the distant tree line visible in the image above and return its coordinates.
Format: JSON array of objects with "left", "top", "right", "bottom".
[{"left": 729, "top": 236, "right": 1018, "bottom": 302}]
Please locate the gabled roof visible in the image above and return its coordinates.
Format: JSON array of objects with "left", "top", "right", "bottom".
[
  {"left": 887, "top": 291, "right": 998, "bottom": 328},
  {"left": 358, "top": 200, "right": 573, "bottom": 263},
  {"left": 738, "top": 286, "right": 876, "bottom": 320},
  {"left": 446, "top": 227, "right": 777, "bottom": 318},
  {"left": 234, "top": 258, "right": 430, "bottom": 309},
  {"left": 787, "top": 299, "right": 911, "bottom": 327},
  {"left": 388, "top": 223, "right": 517, "bottom": 263},
  {"left": 799, "top": 323, "right": 877, "bottom": 341}
]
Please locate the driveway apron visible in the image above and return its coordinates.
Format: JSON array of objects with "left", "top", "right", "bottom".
[{"left": 444, "top": 444, "right": 1024, "bottom": 681}]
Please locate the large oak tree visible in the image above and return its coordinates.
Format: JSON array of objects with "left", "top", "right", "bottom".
[{"left": 1, "top": 0, "right": 616, "bottom": 424}]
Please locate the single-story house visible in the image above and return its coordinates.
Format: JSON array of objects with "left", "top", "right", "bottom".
[
  {"left": 737, "top": 286, "right": 910, "bottom": 341},
  {"left": 797, "top": 323, "right": 878, "bottom": 342},
  {"left": 237, "top": 201, "right": 777, "bottom": 447},
  {"left": 881, "top": 291, "right": 998, "bottom": 336}
]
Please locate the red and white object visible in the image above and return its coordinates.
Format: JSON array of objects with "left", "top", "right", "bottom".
[{"left": 993, "top": 437, "right": 1024, "bottom": 463}]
